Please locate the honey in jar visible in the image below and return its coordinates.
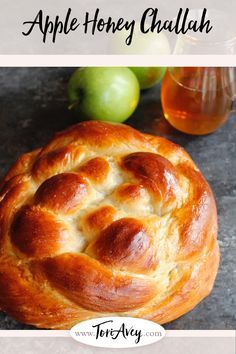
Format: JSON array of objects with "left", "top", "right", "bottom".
[{"left": 161, "top": 67, "right": 233, "bottom": 135}]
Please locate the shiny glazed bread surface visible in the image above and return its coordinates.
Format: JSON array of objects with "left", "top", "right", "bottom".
[{"left": 0, "top": 121, "right": 219, "bottom": 328}]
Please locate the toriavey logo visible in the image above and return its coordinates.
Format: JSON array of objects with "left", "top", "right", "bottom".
[{"left": 70, "top": 317, "right": 165, "bottom": 348}]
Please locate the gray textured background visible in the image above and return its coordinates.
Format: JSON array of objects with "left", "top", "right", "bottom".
[{"left": 0, "top": 68, "right": 235, "bottom": 329}]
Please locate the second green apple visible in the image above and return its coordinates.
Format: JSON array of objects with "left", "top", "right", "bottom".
[{"left": 130, "top": 67, "right": 166, "bottom": 89}]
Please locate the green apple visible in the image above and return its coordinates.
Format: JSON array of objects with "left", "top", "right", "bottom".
[
  {"left": 129, "top": 67, "right": 166, "bottom": 89},
  {"left": 68, "top": 67, "right": 140, "bottom": 123}
]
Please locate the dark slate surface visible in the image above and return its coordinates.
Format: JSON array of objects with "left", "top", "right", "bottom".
[{"left": 0, "top": 68, "right": 235, "bottom": 330}]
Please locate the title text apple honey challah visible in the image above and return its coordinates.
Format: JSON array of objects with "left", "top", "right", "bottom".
[{"left": 0, "top": 121, "right": 219, "bottom": 329}]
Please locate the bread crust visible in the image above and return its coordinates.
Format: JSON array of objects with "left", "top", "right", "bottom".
[{"left": 0, "top": 121, "right": 219, "bottom": 329}]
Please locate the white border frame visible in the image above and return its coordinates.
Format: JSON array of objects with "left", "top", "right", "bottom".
[{"left": 0, "top": 55, "right": 235, "bottom": 66}]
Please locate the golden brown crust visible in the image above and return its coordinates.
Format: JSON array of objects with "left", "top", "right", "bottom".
[
  {"left": 32, "top": 144, "right": 85, "bottom": 183},
  {"left": 122, "top": 152, "right": 179, "bottom": 214},
  {"left": 82, "top": 205, "right": 117, "bottom": 239},
  {"left": 35, "top": 253, "right": 157, "bottom": 313},
  {"left": 35, "top": 173, "right": 90, "bottom": 215},
  {"left": 11, "top": 205, "right": 70, "bottom": 259},
  {"left": 79, "top": 157, "right": 110, "bottom": 184},
  {"left": 87, "top": 218, "right": 157, "bottom": 273},
  {"left": 0, "top": 121, "right": 219, "bottom": 329}
]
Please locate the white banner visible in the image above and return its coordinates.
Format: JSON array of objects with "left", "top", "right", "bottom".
[
  {"left": 0, "top": 332, "right": 235, "bottom": 354},
  {"left": 0, "top": 0, "right": 236, "bottom": 54}
]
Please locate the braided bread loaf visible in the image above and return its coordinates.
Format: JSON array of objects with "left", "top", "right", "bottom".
[{"left": 0, "top": 121, "right": 219, "bottom": 329}]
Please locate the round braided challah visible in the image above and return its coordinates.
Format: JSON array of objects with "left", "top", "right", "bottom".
[{"left": 0, "top": 121, "right": 219, "bottom": 329}]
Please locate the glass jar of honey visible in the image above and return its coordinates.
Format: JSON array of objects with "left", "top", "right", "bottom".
[{"left": 161, "top": 67, "right": 235, "bottom": 135}]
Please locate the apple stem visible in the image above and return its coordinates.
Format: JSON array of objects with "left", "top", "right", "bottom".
[{"left": 68, "top": 101, "right": 79, "bottom": 110}]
